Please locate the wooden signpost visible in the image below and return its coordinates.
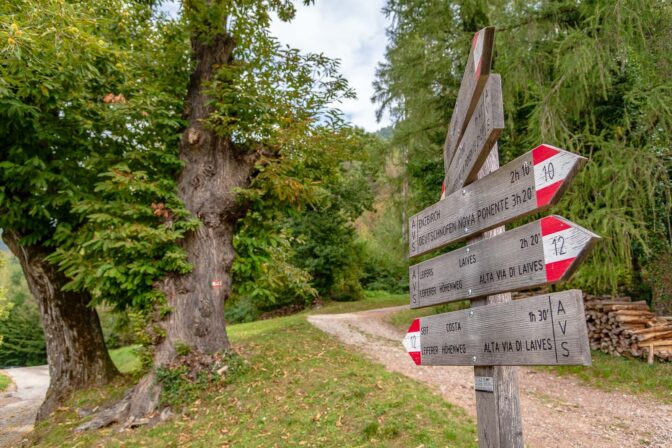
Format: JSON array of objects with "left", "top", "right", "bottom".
[
  {"left": 409, "top": 215, "right": 600, "bottom": 308},
  {"left": 402, "top": 27, "right": 601, "bottom": 448},
  {"left": 410, "top": 145, "right": 587, "bottom": 257},
  {"left": 403, "top": 290, "right": 591, "bottom": 367}
]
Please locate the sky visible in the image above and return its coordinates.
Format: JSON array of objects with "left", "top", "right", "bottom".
[
  {"left": 269, "top": 1, "right": 391, "bottom": 132},
  {"left": 161, "top": 1, "right": 391, "bottom": 132}
]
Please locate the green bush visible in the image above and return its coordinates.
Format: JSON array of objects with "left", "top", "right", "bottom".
[
  {"left": 358, "top": 200, "right": 409, "bottom": 293},
  {"left": 0, "top": 254, "right": 46, "bottom": 367},
  {"left": 0, "top": 296, "right": 46, "bottom": 367},
  {"left": 225, "top": 296, "right": 261, "bottom": 324},
  {"left": 289, "top": 209, "right": 366, "bottom": 300},
  {"left": 98, "top": 307, "right": 138, "bottom": 350},
  {"left": 647, "top": 247, "right": 672, "bottom": 315}
]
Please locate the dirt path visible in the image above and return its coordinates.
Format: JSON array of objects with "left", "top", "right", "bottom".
[
  {"left": 0, "top": 366, "right": 49, "bottom": 448},
  {"left": 309, "top": 306, "right": 672, "bottom": 448}
]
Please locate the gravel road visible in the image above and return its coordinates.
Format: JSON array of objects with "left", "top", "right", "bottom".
[
  {"left": 309, "top": 306, "right": 672, "bottom": 448},
  {"left": 0, "top": 366, "right": 49, "bottom": 448}
]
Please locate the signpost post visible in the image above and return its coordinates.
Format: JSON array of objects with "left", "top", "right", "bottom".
[
  {"left": 443, "top": 74, "right": 504, "bottom": 196},
  {"left": 402, "top": 27, "right": 600, "bottom": 448},
  {"left": 443, "top": 27, "right": 496, "bottom": 173}
]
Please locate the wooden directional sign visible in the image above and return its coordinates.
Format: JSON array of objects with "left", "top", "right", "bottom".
[
  {"left": 443, "top": 75, "right": 504, "bottom": 197},
  {"left": 410, "top": 145, "right": 587, "bottom": 257},
  {"left": 402, "top": 290, "right": 591, "bottom": 366},
  {"left": 409, "top": 215, "right": 600, "bottom": 308},
  {"left": 413, "top": 25, "right": 600, "bottom": 448},
  {"left": 443, "top": 27, "right": 496, "bottom": 173}
]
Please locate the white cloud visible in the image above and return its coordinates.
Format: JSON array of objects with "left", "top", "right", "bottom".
[
  {"left": 160, "top": 0, "right": 391, "bottom": 132},
  {"left": 270, "top": 0, "right": 391, "bottom": 132}
]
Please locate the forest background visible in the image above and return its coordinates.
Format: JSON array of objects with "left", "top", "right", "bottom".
[{"left": 0, "top": 0, "right": 670, "bottom": 423}]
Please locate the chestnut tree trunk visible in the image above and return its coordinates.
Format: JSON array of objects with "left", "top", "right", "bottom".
[
  {"left": 3, "top": 231, "right": 118, "bottom": 421},
  {"left": 120, "top": 23, "right": 257, "bottom": 421}
]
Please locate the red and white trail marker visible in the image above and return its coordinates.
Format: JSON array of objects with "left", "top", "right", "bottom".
[
  {"left": 409, "top": 215, "right": 600, "bottom": 309},
  {"left": 532, "top": 144, "right": 582, "bottom": 207},
  {"left": 211, "top": 280, "right": 222, "bottom": 288},
  {"left": 540, "top": 215, "right": 592, "bottom": 282},
  {"left": 411, "top": 144, "right": 586, "bottom": 257},
  {"left": 402, "top": 318, "right": 422, "bottom": 365},
  {"left": 472, "top": 30, "right": 486, "bottom": 79},
  {"left": 403, "top": 290, "right": 591, "bottom": 367}
]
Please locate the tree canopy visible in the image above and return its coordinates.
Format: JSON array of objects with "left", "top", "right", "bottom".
[{"left": 0, "top": 0, "right": 194, "bottom": 311}]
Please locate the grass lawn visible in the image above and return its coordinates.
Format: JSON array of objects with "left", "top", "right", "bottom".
[
  {"left": 0, "top": 370, "right": 11, "bottom": 392},
  {"left": 32, "top": 295, "right": 476, "bottom": 447},
  {"left": 386, "top": 303, "right": 672, "bottom": 404},
  {"left": 314, "top": 290, "right": 409, "bottom": 315},
  {"left": 109, "top": 345, "right": 142, "bottom": 374},
  {"left": 538, "top": 351, "right": 672, "bottom": 403}
]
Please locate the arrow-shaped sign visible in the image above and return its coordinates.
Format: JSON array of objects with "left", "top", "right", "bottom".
[
  {"left": 408, "top": 215, "right": 600, "bottom": 309},
  {"left": 443, "top": 27, "right": 496, "bottom": 173},
  {"left": 402, "top": 290, "right": 591, "bottom": 366},
  {"left": 443, "top": 75, "right": 504, "bottom": 198},
  {"left": 410, "top": 145, "right": 587, "bottom": 258}
]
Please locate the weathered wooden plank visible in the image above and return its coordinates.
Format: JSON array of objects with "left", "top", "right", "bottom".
[
  {"left": 409, "top": 145, "right": 587, "bottom": 258},
  {"left": 402, "top": 290, "right": 592, "bottom": 366},
  {"left": 443, "top": 75, "right": 504, "bottom": 197},
  {"left": 443, "top": 27, "right": 496, "bottom": 173},
  {"left": 408, "top": 215, "right": 600, "bottom": 309}
]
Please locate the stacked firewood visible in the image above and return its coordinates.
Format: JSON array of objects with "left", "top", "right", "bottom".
[{"left": 584, "top": 295, "right": 672, "bottom": 363}]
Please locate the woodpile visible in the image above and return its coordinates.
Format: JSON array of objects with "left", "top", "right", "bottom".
[{"left": 584, "top": 295, "right": 672, "bottom": 363}]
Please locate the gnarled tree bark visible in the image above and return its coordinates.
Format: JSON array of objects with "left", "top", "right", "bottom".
[
  {"left": 80, "top": 14, "right": 259, "bottom": 427},
  {"left": 2, "top": 231, "right": 118, "bottom": 421},
  {"left": 76, "top": 3, "right": 263, "bottom": 430}
]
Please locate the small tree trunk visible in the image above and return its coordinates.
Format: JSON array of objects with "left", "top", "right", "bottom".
[{"left": 2, "top": 231, "right": 118, "bottom": 421}]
